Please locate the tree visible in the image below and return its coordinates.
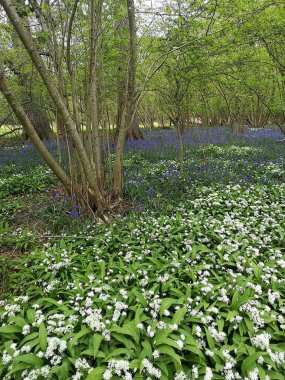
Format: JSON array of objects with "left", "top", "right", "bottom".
[{"left": 0, "top": 0, "right": 138, "bottom": 217}]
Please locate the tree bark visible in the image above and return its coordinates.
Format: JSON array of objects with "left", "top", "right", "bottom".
[
  {"left": 88, "top": 0, "right": 104, "bottom": 188},
  {"left": 114, "top": 3, "right": 143, "bottom": 143},
  {"left": 112, "top": 0, "right": 138, "bottom": 200}
]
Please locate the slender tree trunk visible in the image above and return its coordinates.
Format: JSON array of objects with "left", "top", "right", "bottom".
[
  {"left": 66, "top": 0, "right": 81, "bottom": 131},
  {"left": 114, "top": 2, "right": 143, "bottom": 143},
  {"left": 176, "top": 120, "right": 184, "bottom": 175},
  {"left": 112, "top": 0, "right": 137, "bottom": 200},
  {"left": 88, "top": 0, "right": 104, "bottom": 189}
]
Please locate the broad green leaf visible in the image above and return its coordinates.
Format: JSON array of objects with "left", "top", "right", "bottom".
[
  {"left": 154, "top": 337, "right": 180, "bottom": 350},
  {"left": 39, "top": 323, "right": 47, "bottom": 351},
  {"left": 70, "top": 327, "right": 90, "bottom": 345},
  {"left": 0, "top": 326, "right": 22, "bottom": 334},
  {"left": 142, "top": 340, "right": 152, "bottom": 357},
  {"left": 13, "top": 354, "right": 43, "bottom": 367},
  {"left": 86, "top": 366, "right": 106, "bottom": 380},
  {"left": 112, "top": 322, "right": 139, "bottom": 344},
  {"left": 172, "top": 308, "right": 186, "bottom": 324},
  {"left": 92, "top": 333, "right": 103, "bottom": 359},
  {"left": 156, "top": 344, "right": 182, "bottom": 364},
  {"left": 7, "top": 362, "right": 30, "bottom": 375},
  {"left": 160, "top": 298, "right": 178, "bottom": 316}
]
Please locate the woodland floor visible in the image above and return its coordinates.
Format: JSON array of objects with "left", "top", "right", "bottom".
[{"left": 0, "top": 127, "right": 285, "bottom": 379}]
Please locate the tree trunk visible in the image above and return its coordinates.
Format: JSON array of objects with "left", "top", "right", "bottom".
[
  {"left": 22, "top": 107, "right": 54, "bottom": 141},
  {"left": 127, "top": 113, "right": 144, "bottom": 140},
  {"left": 114, "top": 2, "right": 143, "bottom": 143},
  {"left": 112, "top": 0, "right": 138, "bottom": 200}
]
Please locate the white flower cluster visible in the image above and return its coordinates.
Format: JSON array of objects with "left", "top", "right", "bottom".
[
  {"left": 20, "top": 366, "right": 50, "bottom": 380},
  {"left": 174, "top": 371, "right": 190, "bottom": 380},
  {"left": 82, "top": 308, "right": 110, "bottom": 341},
  {"left": 142, "top": 358, "right": 162, "bottom": 378},
  {"left": 208, "top": 326, "right": 226, "bottom": 343},
  {"left": 40, "top": 248, "right": 71, "bottom": 275},
  {"left": 44, "top": 337, "right": 67, "bottom": 366},
  {"left": 71, "top": 358, "right": 91, "bottom": 380},
  {"left": 251, "top": 332, "right": 271, "bottom": 350},
  {"left": 103, "top": 360, "right": 132, "bottom": 380},
  {"left": 112, "top": 301, "right": 128, "bottom": 322},
  {"left": 268, "top": 289, "right": 280, "bottom": 305}
]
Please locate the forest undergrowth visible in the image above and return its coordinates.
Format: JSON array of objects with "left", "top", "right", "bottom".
[{"left": 0, "top": 127, "right": 284, "bottom": 379}]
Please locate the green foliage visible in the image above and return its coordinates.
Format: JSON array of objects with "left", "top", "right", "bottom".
[
  {"left": 0, "top": 222, "right": 37, "bottom": 253},
  {"left": 0, "top": 183, "right": 284, "bottom": 379},
  {"left": 0, "top": 166, "right": 57, "bottom": 197}
]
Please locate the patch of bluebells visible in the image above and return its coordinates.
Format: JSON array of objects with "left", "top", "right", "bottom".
[
  {"left": 122, "top": 128, "right": 285, "bottom": 207},
  {"left": 0, "top": 140, "right": 61, "bottom": 171},
  {"left": 68, "top": 204, "right": 79, "bottom": 219}
]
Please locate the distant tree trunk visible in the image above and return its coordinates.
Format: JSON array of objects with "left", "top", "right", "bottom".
[
  {"left": 171, "top": 116, "right": 184, "bottom": 174},
  {"left": 112, "top": 0, "right": 138, "bottom": 200},
  {"left": 22, "top": 106, "right": 54, "bottom": 141},
  {"left": 127, "top": 113, "right": 144, "bottom": 140},
  {"left": 5, "top": 2, "right": 54, "bottom": 143},
  {"left": 114, "top": 4, "right": 143, "bottom": 143}
]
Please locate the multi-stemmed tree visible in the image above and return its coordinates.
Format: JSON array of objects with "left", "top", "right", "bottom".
[{"left": 0, "top": 0, "right": 138, "bottom": 219}]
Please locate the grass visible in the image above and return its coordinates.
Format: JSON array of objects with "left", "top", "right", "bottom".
[{"left": 0, "top": 127, "right": 284, "bottom": 379}]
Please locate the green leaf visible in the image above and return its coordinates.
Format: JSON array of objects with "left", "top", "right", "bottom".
[
  {"left": 184, "top": 344, "right": 204, "bottom": 358},
  {"left": 92, "top": 333, "right": 103, "bottom": 359},
  {"left": 70, "top": 327, "right": 90, "bottom": 345},
  {"left": 156, "top": 344, "right": 182, "bottom": 364},
  {"left": 257, "top": 365, "right": 266, "bottom": 380},
  {"left": 226, "top": 310, "right": 239, "bottom": 321},
  {"left": 86, "top": 366, "right": 106, "bottom": 380},
  {"left": 100, "top": 261, "right": 106, "bottom": 280},
  {"left": 39, "top": 323, "right": 47, "bottom": 351},
  {"left": 268, "top": 372, "right": 285, "bottom": 380},
  {"left": 107, "top": 348, "right": 133, "bottom": 359},
  {"left": 172, "top": 308, "right": 186, "bottom": 324},
  {"left": 112, "top": 322, "right": 139, "bottom": 344},
  {"left": 160, "top": 298, "right": 178, "bottom": 316},
  {"left": 142, "top": 340, "right": 152, "bottom": 358},
  {"left": 241, "top": 352, "right": 264, "bottom": 375},
  {"left": 231, "top": 290, "right": 239, "bottom": 308},
  {"left": 244, "top": 317, "right": 254, "bottom": 336},
  {"left": 154, "top": 337, "right": 180, "bottom": 350},
  {"left": 112, "top": 333, "right": 137, "bottom": 351},
  {"left": 129, "top": 359, "right": 141, "bottom": 369},
  {"left": 0, "top": 326, "right": 22, "bottom": 334},
  {"left": 132, "top": 289, "right": 147, "bottom": 307},
  {"left": 10, "top": 317, "right": 27, "bottom": 328},
  {"left": 20, "top": 332, "right": 38, "bottom": 348},
  {"left": 50, "top": 360, "right": 70, "bottom": 380},
  {"left": 7, "top": 362, "right": 30, "bottom": 375},
  {"left": 205, "top": 329, "right": 215, "bottom": 350},
  {"left": 13, "top": 354, "right": 43, "bottom": 367},
  {"left": 251, "top": 262, "right": 261, "bottom": 279}
]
